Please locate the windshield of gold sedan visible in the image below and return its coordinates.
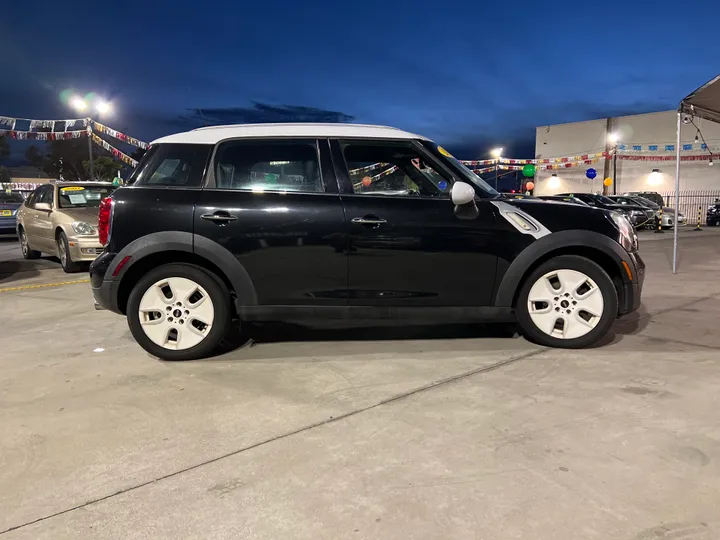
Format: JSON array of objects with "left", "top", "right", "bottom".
[
  {"left": 58, "top": 185, "right": 115, "bottom": 208},
  {"left": 420, "top": 141, "right": 499, "bottom": 198}
]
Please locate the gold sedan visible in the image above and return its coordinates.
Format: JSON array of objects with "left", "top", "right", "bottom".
[{"left": 16, "top": 182, "right": 115, "bottom": 272}]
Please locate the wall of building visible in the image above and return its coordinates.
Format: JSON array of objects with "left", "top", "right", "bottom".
[{"left": 533, "top": 110, "right": 720, "bottom": 195}]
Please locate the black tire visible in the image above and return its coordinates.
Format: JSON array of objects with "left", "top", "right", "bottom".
[
  {"left": 57, "top": 231, "right": 82, "bottom": 273},
  {"left": 126, "top": 263, "right": 233, "bottom": 361},
  {"left": 19, "top": 227, "right": 41, "bottom": 259},
  {"left": 515, "top": 255, "right": 619, "bottom": 349}
]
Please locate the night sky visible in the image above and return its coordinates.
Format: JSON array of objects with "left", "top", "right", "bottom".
[{"left": 1, "top": 0, "right": 718, "bottom": 163}]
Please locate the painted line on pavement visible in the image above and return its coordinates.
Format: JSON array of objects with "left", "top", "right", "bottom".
[{"left": 0, "top": 279, "right": 90, "bottom": 293}]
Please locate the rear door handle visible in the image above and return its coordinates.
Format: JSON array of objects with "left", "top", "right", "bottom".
[
  {"left": 351, "top": 216, "right": 387, "bottom": 225},
  {"left": 201, "top": 211, "right": 238, "bottom": 223}
]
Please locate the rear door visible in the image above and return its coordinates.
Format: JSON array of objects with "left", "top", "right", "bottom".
[
  {"left": 23, "top": 185, "right": 55, "bottom": 251},
  {"left": 194, "top": 138, "right": 348, "bottom": 307}
]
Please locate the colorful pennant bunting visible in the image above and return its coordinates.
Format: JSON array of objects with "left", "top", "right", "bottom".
[
  {"left": 0, "top": 129, "right": 87, "bottom": 140},
  {"left": 92, "top": 120, "right": 148, "bottom": 150},
  {"left": 91, "top": 134, "right": 139, "bottom": 167}
]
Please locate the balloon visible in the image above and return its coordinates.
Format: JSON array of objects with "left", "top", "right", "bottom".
[
  {"left": 526, "top": 181, "right": 535, "bottom": 191},
  {"left": 522, "top": 164, "right": 536, "bottom": 178},
  {"left": 603, "top": 177, "right": 613, "bottom": 187},
  {"left": 361, "top": 176, "right": 372, "bottom": 187},
  {"left": 586, "top": 168, "right": 597, "bottom": 179}
]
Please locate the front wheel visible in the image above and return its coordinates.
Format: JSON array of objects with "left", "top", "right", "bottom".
[
  {"left": 516, "top": 255, "right": 618, "bottom": 349},
  {"left": 126, "top": 263, "right": 233, "bottom": 360},
  {"left": 57, "top": 232, "right": 82, "bottom": 273}
]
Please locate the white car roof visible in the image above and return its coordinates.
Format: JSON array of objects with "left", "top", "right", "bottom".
[{"left": 151, "top": 123, "right": 429, "bottom": 145}]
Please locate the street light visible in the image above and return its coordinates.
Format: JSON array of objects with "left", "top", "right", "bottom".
[
  {"left": 95, "top": 101, "right": 112, "bottom": 115},
  {"left": 70, "top": 96, "right": 87, "bottom": 111},
  {"left": 490, "top": 147, "right": 503, "bottom": 190}
]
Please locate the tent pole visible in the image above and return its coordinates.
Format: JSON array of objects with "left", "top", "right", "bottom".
[{"left": 672, "top": 110, "right": 682, "bottom": 274}]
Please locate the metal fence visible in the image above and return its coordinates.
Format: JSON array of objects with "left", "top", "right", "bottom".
[{"left": 659, "top": 190, "right": 720, "bottom": 225}]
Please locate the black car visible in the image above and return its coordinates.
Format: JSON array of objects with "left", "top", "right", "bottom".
[
  {"left": 556, "top": 193, "right": 653, "bottom": 228},
  {"left": 90, "top": 124, "right": 644, "bottom": 360},
  {"left": 708, "top": 199, "right": 720, "bottom": 226},
  {"left": 536, "top": 195, "right": 588, "bottom": 206}
]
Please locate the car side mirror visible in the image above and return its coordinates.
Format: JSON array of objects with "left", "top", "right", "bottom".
[
  {"left": 35, "top": 202, "right": 52, "bottom": 212},
  {"left": 451, "top": 182, "right": 475, "bottom": 206}
]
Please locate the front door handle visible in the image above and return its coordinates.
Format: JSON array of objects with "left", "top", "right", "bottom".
[
  {"left": 352, "top": 216, "right": 387, "bottom": 226},
  {"left": 201, "top": 211, "right": 238, "bottom": 223}
]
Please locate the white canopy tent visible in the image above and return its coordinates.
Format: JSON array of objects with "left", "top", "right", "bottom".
[{"left": 673, "top": 75, "right": 720, "bottom": 273}]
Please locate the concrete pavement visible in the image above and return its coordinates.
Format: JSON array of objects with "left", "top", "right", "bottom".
[{"left": 1, "top": 230, "right": 720, "bottom": 539}]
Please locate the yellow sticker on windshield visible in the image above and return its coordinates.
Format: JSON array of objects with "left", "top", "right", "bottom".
[
  {"left": 61, "top": 186, "right": 85, "bottom": 191},
  {"left": 437, "top": 146, "right": 453, "bottom": 158}
]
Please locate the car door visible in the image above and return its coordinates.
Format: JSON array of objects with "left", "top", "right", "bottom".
[
  {"left": 23, "top": 185, "right": 55, "bottom": 251},
  {"left": 194, "top": 138, "right": 348, "bottom": 308},
  {"left": 331, "top": 138, "right": 498, "bottom": 307}
]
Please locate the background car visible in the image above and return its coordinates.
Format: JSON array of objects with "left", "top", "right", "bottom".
[
  {"left": 708, "top": 199, "right": 720, "bottom": 226},
  {"left": 556, "top": 193, "right": 653, "bottom": 228},
  {"left": 0, "top": 191, "right": 25, "bottom": 235},
  {"left": 610, "top": 195, "right": 684, "bottom": 228},
  {"left": 623, "top": 191, "right": 664, "bottom": 207},
  {"left": 537, "top": 195, "right": 589, "bottom": 206},
  {"left": 16, "top": 182, "right": 116, "bottom": 272}
]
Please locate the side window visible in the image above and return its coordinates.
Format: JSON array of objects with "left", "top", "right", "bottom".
[
  {"left": 127, "top": 144, "right": 212, "bottom": 187},
  {"left": 212, "top": 140, "right": 324, "bottom": 193},
  {"left": 340, "top": 141, "right": 453, "bottom": 197},
  {"left": 35, "top": 185, "right": 54, "bottom": 206},
  {"left": 25, "top": 189, "right": 39, "bottom": 208}
]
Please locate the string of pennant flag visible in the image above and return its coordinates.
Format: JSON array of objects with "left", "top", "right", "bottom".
[
  {"left": 0, "top": 129, "right": 87, "bottom": 141},
  {"left": 498, "top": 158, "right": 601, "bottom": 171},
  {"left": 0, "top": 116, "right": 88, "bottom": 130},
  {"left": 91, "top": 120, "right": 148, "bottom": 150},
  {"left": 91, "top": 134, "right": 139, "bottom": 167}
]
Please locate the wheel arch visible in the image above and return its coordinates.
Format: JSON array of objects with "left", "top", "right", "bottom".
[
  {"left": 111, "top": 232, "right": 257, "bottom": 315},
  {"left": 494, "top": 230, "right": 630, "bottom": 309}
]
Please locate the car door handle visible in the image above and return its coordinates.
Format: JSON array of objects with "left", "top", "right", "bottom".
[
  {"left": 351, "top": 216, "right": 387, "bottom": 225},
  {"left": 201, "top": 212, "right": 238, "bottom": 223}
]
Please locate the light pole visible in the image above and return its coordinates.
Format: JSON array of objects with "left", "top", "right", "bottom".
[
  {"left": 608, "top": 132, "right": 619, "bottom": 195},
  {"left": 490, "top": 147, "right": 503, "bottom": 191},
  {"left": 69, "top": 96, "right": 112, "bottom": 181}
]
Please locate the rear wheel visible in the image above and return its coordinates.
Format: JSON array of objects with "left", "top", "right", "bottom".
[
  {"left": 57, "top": 231, "right": 82, "bottom": 273},
  {"left": 19, "top": 227, "right": 41, "bottom": 259},
  {"left": 516, "top": 255, "right": 618, "bottom": 349},
  {"left": 126, "top": 263, "right": 232, "bottom": 360}
]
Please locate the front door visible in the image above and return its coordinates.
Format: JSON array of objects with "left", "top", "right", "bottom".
[
  {"left": 332, "top": 139, "right": 498, "bottom": 307},
  {"left": 194, "top": 138, "right": 348, "bottom": 307}
]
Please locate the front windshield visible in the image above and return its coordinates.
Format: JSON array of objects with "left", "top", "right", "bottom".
[
  {"left": 420, "top": 141, "right": 499, "bottom": 198},
  {"left": 58, "top": 185, "right": 116, "bottom": 208},
  {"left": 594, "top": 195, "right": 616, "bottom": 205},
  {"left": 635, "top": 196, "right": 659, "bottom": 208},
  {"left": 0, "top": 192, "right": 24, "bottom": 203}
]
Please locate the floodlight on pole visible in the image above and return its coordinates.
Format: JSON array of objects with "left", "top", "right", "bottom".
[
  {"left": 95, "top": 101, "right": 111, "bottom": 114},
  {"left": 490, "top": 148, "right": 503, "bottom": 191},
  {"left": 70, "top": 96, "right": 87, "bottom": 111},
  {"left": 490, "top": 147, "right": 503, "bottom": 158}
]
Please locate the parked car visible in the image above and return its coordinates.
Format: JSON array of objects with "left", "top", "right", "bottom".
[
  {"left": 0, "top": 191, "right": 25, "bottom": 235},
  {"left": 91, "top": 123, "right": 645, "bottom": 360},
  {"left": 708, "top": 199, "right": 720, "bottom": 226},
  {"left": 500, "top": 193, "right": 536, "bottom": 200},
  {"left": 16, "top": 182, "right": 116, "bottom": 272},
  {"left": 609, "top": 195, "right": 684, "bottom": 228},
  {"left": 556, "top": 193, "right": 654, "bottom": 228},
  {"left": 624, "top": 191, "right": 664, "bottom": 208},
  {"left": 536, "top": 195, "right": 589, "bottom": 206}
]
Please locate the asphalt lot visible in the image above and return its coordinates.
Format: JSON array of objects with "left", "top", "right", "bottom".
[{"left": 1, "top": 229, "right": 720, "bottom": 539}]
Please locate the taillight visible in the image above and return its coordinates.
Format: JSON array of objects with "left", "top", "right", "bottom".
[{"left": 98, "top": 197, "right": 114, "bottom": 246}]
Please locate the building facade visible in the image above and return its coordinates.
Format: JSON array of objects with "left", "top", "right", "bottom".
[{"left": 533, "top": 110, "right": 720, "bottom": 196}]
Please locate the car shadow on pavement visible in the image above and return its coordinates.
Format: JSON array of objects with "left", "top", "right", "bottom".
[{"left": 209, "top": 321, "right": 521, "bottom": 359}]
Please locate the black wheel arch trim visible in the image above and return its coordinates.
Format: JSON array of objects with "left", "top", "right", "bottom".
[
  {"left": 493, "top": 230, "right": 633, "bottom": 307},
  {"left": 107, "top": 231, "right": 258, "bottom": 306}
]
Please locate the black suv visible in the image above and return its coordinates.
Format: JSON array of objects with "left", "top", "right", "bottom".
[
  {"left": 90, "top": 124, "right": 644, "bottom": 360},
  {"left": 556, "top": 193, "right": 653, "bottom": 228}
]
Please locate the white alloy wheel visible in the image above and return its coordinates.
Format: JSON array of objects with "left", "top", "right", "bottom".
[
  {"left": 137, "top": 277, "right": 215, "bottom": 350},
  {"left": 526, "top": 268, "right": 605, "bottom": 340}
]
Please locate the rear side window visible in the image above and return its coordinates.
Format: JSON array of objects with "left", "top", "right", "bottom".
[
  {"left": 127, "top": 144, "right": 212, "bottom": 187},
  {"left": 212, "top": 140, "right": 324, "bottom": 193}
]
